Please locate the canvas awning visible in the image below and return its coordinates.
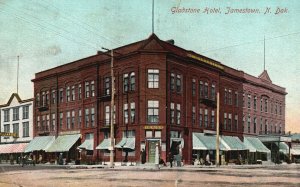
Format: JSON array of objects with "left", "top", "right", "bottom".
[
  {"left": 192, "top": 133, "right": 226, "bottom": 151},
  {"left": 291, "top": 149, "right": 300, "bottom": 155},
  {"left": 115, "top": 137, "right": 135, "bottom": 150},
  {"left": 96, "top": 138, "right": 111, "bottom": 150},
  {"left": 46, "top": 134, "right": 81, "bottom": 152},
  {"left": 279, "top": 142, "right": 289, "bottom": 154},
  {"left": 221, "top": 136, "right": 247, "bottom": 151},
  {"left": 243, "top": 137, "right": 270, "bottom": 153},
  {"left": 25, "top": 136, "right": 55, "bottom": 153},
  {"left": 0, "top": 143, "right": 28, "bottom": 154},
  {"left": 78, "top": 139, "right": 94, "bottom": 151}
]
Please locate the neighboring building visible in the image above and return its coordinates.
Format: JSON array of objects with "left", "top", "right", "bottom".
[
  {"left": 0, "top": 93, "right": 33, "bottom": 162},
  {"left": 31, "top": 34, "right": 285, "bottom": 165},
  {"left": 242, "top": 71, "right": 287, "bottom": 136}
]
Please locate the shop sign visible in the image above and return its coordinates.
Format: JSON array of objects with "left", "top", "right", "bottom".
[
  {"left": 59, "top": 130, "right": 80, "bottom": 135},
  {"left": 0, "top": 132, "right": 18, "bottom": 137},
  {"left": 187, "top": 53, "right": 224, "bottom": 70},
  {"left": 144, "top": 125, "right": 164, "bottom": 130}
]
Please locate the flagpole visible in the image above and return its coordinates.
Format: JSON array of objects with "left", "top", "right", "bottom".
[{"left": 17, "top": 55, "right": 19, "bottom": 94}]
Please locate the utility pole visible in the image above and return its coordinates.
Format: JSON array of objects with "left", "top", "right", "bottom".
[
  {"left": 17, "top": 55, "right": 20, "bottom": 94},
  {"left": 216, "top": 92, "right": 220, "bottom": 167},
  {"left": 109, "top": 49, "right": 115, "bottom": 168}
]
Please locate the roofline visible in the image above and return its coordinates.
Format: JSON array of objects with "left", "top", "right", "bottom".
[{"left": 0, "top": 93, "right": 33, "bottom": 108}]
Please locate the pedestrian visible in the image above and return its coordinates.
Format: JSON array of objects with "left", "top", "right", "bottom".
[
  {"left": 205, "top": 153, "right": 211, "bottom": 165},
  {"left": 9, "top": 154, "right": 14, "bottom": 165},
  {"left": 141, "top": 149, "right": 146, "bottom": 164},
  {"left": 168, "top": 152, "right": 173, "bottom": 168},
  {"left": 38, "top": 154, "right": 43, "bottom": 164},
  {"left": 58, "top": 153, "right": 63, "bottom": 165}
]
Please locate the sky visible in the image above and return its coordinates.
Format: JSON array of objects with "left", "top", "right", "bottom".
[{"left": 0, "top": 0, "right": 299, "bottom": 132}]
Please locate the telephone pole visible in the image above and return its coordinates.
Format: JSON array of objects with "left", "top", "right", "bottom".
[
  {"left": 109, "top": 49, "right": 115, "bottom": 168},
  {"left": 216, "top": 92, "right": 220, "bottom": 166},
  {"left": 17, "top": 55, "right": 20, "bottom": 94}
]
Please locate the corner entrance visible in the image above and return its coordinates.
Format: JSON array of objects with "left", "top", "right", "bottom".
[{"left": 148, "top": 140, "right": 159, "bottom": 163}]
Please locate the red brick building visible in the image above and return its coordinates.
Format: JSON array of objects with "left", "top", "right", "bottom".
[
  {"left": 242, "top": 71, "right": 287, "bottom": 136},
  {"left": 32, "top": 34, "right": 279, "bottom": 164}
]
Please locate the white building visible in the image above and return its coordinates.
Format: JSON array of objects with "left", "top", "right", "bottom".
[{"left": 0, "top": 93, "right": 33, "bottom": 158}]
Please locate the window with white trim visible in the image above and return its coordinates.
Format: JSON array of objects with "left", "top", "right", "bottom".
[
  {"left": 148, "top": 69, "right": 159, "bottom": 88},
  {"left": 147, "top": 100, "right": 159, "bottom": 123}
]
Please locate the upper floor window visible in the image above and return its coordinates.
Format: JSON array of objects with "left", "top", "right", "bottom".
[
  {"left": 260, "top": 98, "right": 263, "bottom": 112},
  {"left": 279, "top": 104, "right": 282, "bottom": 115},
  {"left": 85, "top": 108, "right": 89, "bottom": 127},
  {"left": 22, "top": 105, "right": 29, "bottom": 119},
  {"left": 199, "top": 108, "right": 203, "bottom": 127},
  {"left": 124, "top": 72, "right": 136, "bottom": 92},
  {"left": 170, "top": 103, "right": 175, "bottom": 124},
  {"left": 59, "top": 88, "right": 64, "bottom": 103},
  {"left": 247, "top": 115, "right": 251, "bottom": 133},
  {"left": 147, "top": 100, "right": 159, "bottom": 123},
  {"left": 124, "top": 103, "right": 129, "bottom": 124},
  {"left": 264, "top": 99, "right": 268, "bottom": 113},
  {"left": 204, "top": 82, "right": 208, "bottom": 98},
  {"left": 91, "top": 81, "right": 95, "bottom": 97},
  {"left": 228, "top": 89, "right": 232, "bottom": 105},
  {"left": 130, "top": 102, "right": 136, "bottom": 123},
  {"left": 23, "top": 122, "right": 29, "bottom": 137},
  {"left": 66, "top": 86, "right": 71, "bottom": 102},
  {"left": 71, "top": 86, "right": 75, "bottom": 101},
  {"left": 235, "top": 92, "right": 238, "bottom": 107},
  {"left": 123, "top": 74, "right": 129, "bottom": 92},
  {"left": 104, "top": 77, "right": 111, "bottom": 95},
  {"left": 148, "top": 69, "right": 159, "bottom": 88},
  {"left": 4, "top": 124, "right": 10, "bottom": 133},
  {"left": 85, "top": 82, "right": 90, "bottom": 98},
  {"left": 199, "top": 81, "right": 204, "bottom": 98},
  {"left": 204, "top": 109, "right": 208, "bottom": 127},
  {"left": 247, "top": 94, "right": 251, "bottom": 109},
  {"left": 176, "top": 74, "right": 182, "bottom": 93},
  {"left": 130, "top": 72, "right": 135, "bottom": 91},
  {"left": 224, "top": 113, "right": 227, "bottom": 130},
  {"left": 228, "top": 113, "right": 232, "bottom": 131},
  {"left": 254, "top": 96, "right": 257, "bottom": 110},
  {"left": 211, "top": 84, "right": 216, "bottom": 101},
  {"left": 36, "top": 93, "right": 40, "bottom": 106},
  {"left": 51, "top": 90, "right": 56, "bottom": 104},
  {"left": 176, "top": 104, "right": 181, "bottom": 125},
  {"left": 13, "top": 107, "right": 19, "bottom": 121},
  {"left": 224, "top": 89, "right": 228, "bottom": 104},
  {"left": 91, "top": 108, "right": 95, "bottom": 127},
  {"left": 13, "top": 123, "right": 19, "bottom": 137},
  {"left": 254, "top": 117, "right": 257, "bottom": 134},
  {"left": 192, "top": 79, "right": 196, "bottom": 96},
  {"left": 4, "top": 109, "right": 10, "bottom": 122},
  {"left": 170, "top": 73, "right": 175, "bottom": 91},
  {"left": 192, "top": 106, "right": 196, "bottom": 125},
  {"left": 234, "top": 115, "right": 238, "bottom": 131},
  {"left": 211, "top": 110, "right": 215, "bottom": 128},
  {"left": 78, "top": 84, "right": 82, "bottom": 100},
  {"left": 105, "top": 106, "right": 110, "bottom": 126}
]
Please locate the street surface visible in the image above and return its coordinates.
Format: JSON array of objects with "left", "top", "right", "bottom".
[{"left": 0, "top": 164, "right": 300, "bottom": 187}]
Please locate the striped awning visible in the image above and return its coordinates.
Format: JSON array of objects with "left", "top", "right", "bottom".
[
  {"left": 115, "top": 138, "right": 135, "bottom": 150},
  {"left": 221, "top": 136, "right": 247, "bottom": 151},
  {"left": 192, "top": 133, "right": 226, "bottom": 151},
  {"left": 25, "top": 136, "right": 55, "bottom": 153},
  {"left": 96, "top": 138, "right": 111, "bottom": 150},
  {"left": 244, "top": 137, "right": 270, "bottom": 153},
  {"left": 0, "top": 143, "right": 28, "bottom": 154},
  {"left": 46, "top": 134, "right": 81, "bottom": 152},
  {"left": 78, "top": 139, "right": 94, "bottom": 151}
]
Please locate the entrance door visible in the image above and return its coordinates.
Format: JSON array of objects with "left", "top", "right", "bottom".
[{"left": 148, "top": 140, "right": 159, "bottom": 163}]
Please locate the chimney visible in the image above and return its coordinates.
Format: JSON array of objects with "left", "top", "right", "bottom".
[{"left": 166, "top": 39, "right": 175, "bottom": 45}]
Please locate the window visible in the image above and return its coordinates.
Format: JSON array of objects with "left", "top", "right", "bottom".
[
  {"left": 78, "top": 109, "right": 82, "bottom": 128},
  {"left": 72, "top": 110, "right": 75, "bottom": 129},
  {"left": 51, "top": 113, "right": 55, "bottom": 131},
  {"left": 124, "top": 103, "right": 129, "bottom": 124},
  {"left": 242, "top": 93, "right": 245, "bottom": 108},
  {"left": 176, "top": 74, "right": 182, "bottom": 92},
  {"left": 123, "top": 130, "right": 135, "bottom": 138},
  {"left": 228, "top": 90, "right": 232, "bottom": 105},
  {"left": 66, "top": 86, "right": 70, "bottom": 102},
  {"left": 199, "top": 81, "right": 204, "bottom": 98},
  {"left": 224, "top": 89, "right": 228, "bottom": 104},
  {"left": 52, "top": 90, "right": 56, "bottom": 104},
  {"left": 192, "top": 79, "right": 196, "bottom": 96},
  {"left": 170, "top": 103, "right": 175, "bottom": 124},
  {"left": 264, "top": 119, "right": 268, "bottom": 134},
  {"left": 170, "top": 131, "right": 180, "bottom": 138},
  {"left": 59, "top": 88, "right": 64, "bottom": 103},
  {"left": 260, "top": 118, "right": 263, "bottom": 134},
  {"left": 71, "top": 86, "right": 75, "bottom": 101},
  {"left": 85, "top": 108, "right": 89, "bottom": 127},
  {"left": 46, "top": 114, "right": 50, "bottom": 131},
  {"left": 234, "top": 115, "right": 238, "bottom": 131},
  {"left": 4, "top": 109, "right": 10, "bottom": 122},
  {"left": 192, "top": 106, "right": 196, "bottom": 125},
  {"left": 37, "top": 116, "right": 40, "bottom": 130},
  {"left": 42, "top": 115, "right": 46, "bottom": 130},
  {"left": 123, "top": 73, "right": 129, "bottom": 92},
  {"left": 228, "top": 113, "right": 232, "bottom": 131},
  {"left": 204, "top": 109, "right": 208, "bottom": 127},
  {"left": 254, "top": 96, "right": 257, "bottom": 110},
  {"left": 91, "top": 81, "right": 95, "bottom": 97},
  {"left": 154, "top": 130, "right": 161, "bottom": 138},
  {"left": 78, "top": 84, "right": 82, "bottom": 100},
  {"left": 279, "top": 104, "right": 282, "bottom": 115},
  {"left": 146, "top": 130, "right": 152, "bottom": 138},
  {"left": 105, "top": 106, "right": 110, "bottom": 126},
  {"left": 247, "top": 94, "right": 251, "bottom": 109},
  {"left": 264, "top": 99, "right": 268, "bottom": 113},
  {"left": 253, "top": 117, "right": 257, "bottom": 134},
  {"left": 104, "top": 131, "right": 110, "bottom": 139},
  {"left": 104, "top": 77, "right": 111, "bottom": 95},
  {"left": 4, "top": 124, "right": 10, "bottom": 133},
  {"left": 13, "top": 123, "right": 19, "bottom": 137},
  {"left": 13, "top": 107, "right": 19, "bottom": 121},
  {"left": 130, "top": 72, "right": 135, "bottom": 91},
  {"left": 130, "top": 102, "right": 135, "bottom": 123},
  {"left": 199, "top": 108, "right": 203, "bottom": 127},
  {"left": 235, "top": 92, "right": 238, "bottom": 107},
  {"left": 85, "top": 82, "right": 90, "bottom": 98},
  {"left": 211, "top": 110, "right": 215, "bottom": 128},
  {"left": 91, "top": 108, "right": 95, "bottom": 127},
  {"left": 42, "top": 91, "right": 46, "bottom": 106},
  {"left": 147, "top": 100, "right": 159, "bottom": 123},
  {"left": 45, "top": 91, "right": 49, "bottom": 105},
  {"left": 204, "top": 82, "right": 208, "bottom": 98},
  {"left": 176, "top": 104, "right": 181, "bottom": 125},
  {"left": 170, "top": 73, "right": 175, "bottom": 91},
  {"left": 59, "top": 112, "right": 63, "bottom": 130},
  {"left": 275, "top": 102, "right": 278, "bottom": 115},
  {"left": 67, "top": 111, "right": 71, "bottom": 129},
  {"left": 260, "top": 98, "right": 263, "bottom": 112},
  {"left": 224, "top": 113, "right": 227, "bottom": 130},
  {"left": 148, "top": 69, "right": 159, "bottom": 88},
  {"left": 247, "top": 115, "right": 251, "bottom": 133},
  {"left": 23, "top": 122, "right": 29, "bottom": 137},
  {"left": 36, "top": 93, "right": 40, "bottom": 106},
  {"left": 211, "top": 84, "right": 216, "bottom": 101}
]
